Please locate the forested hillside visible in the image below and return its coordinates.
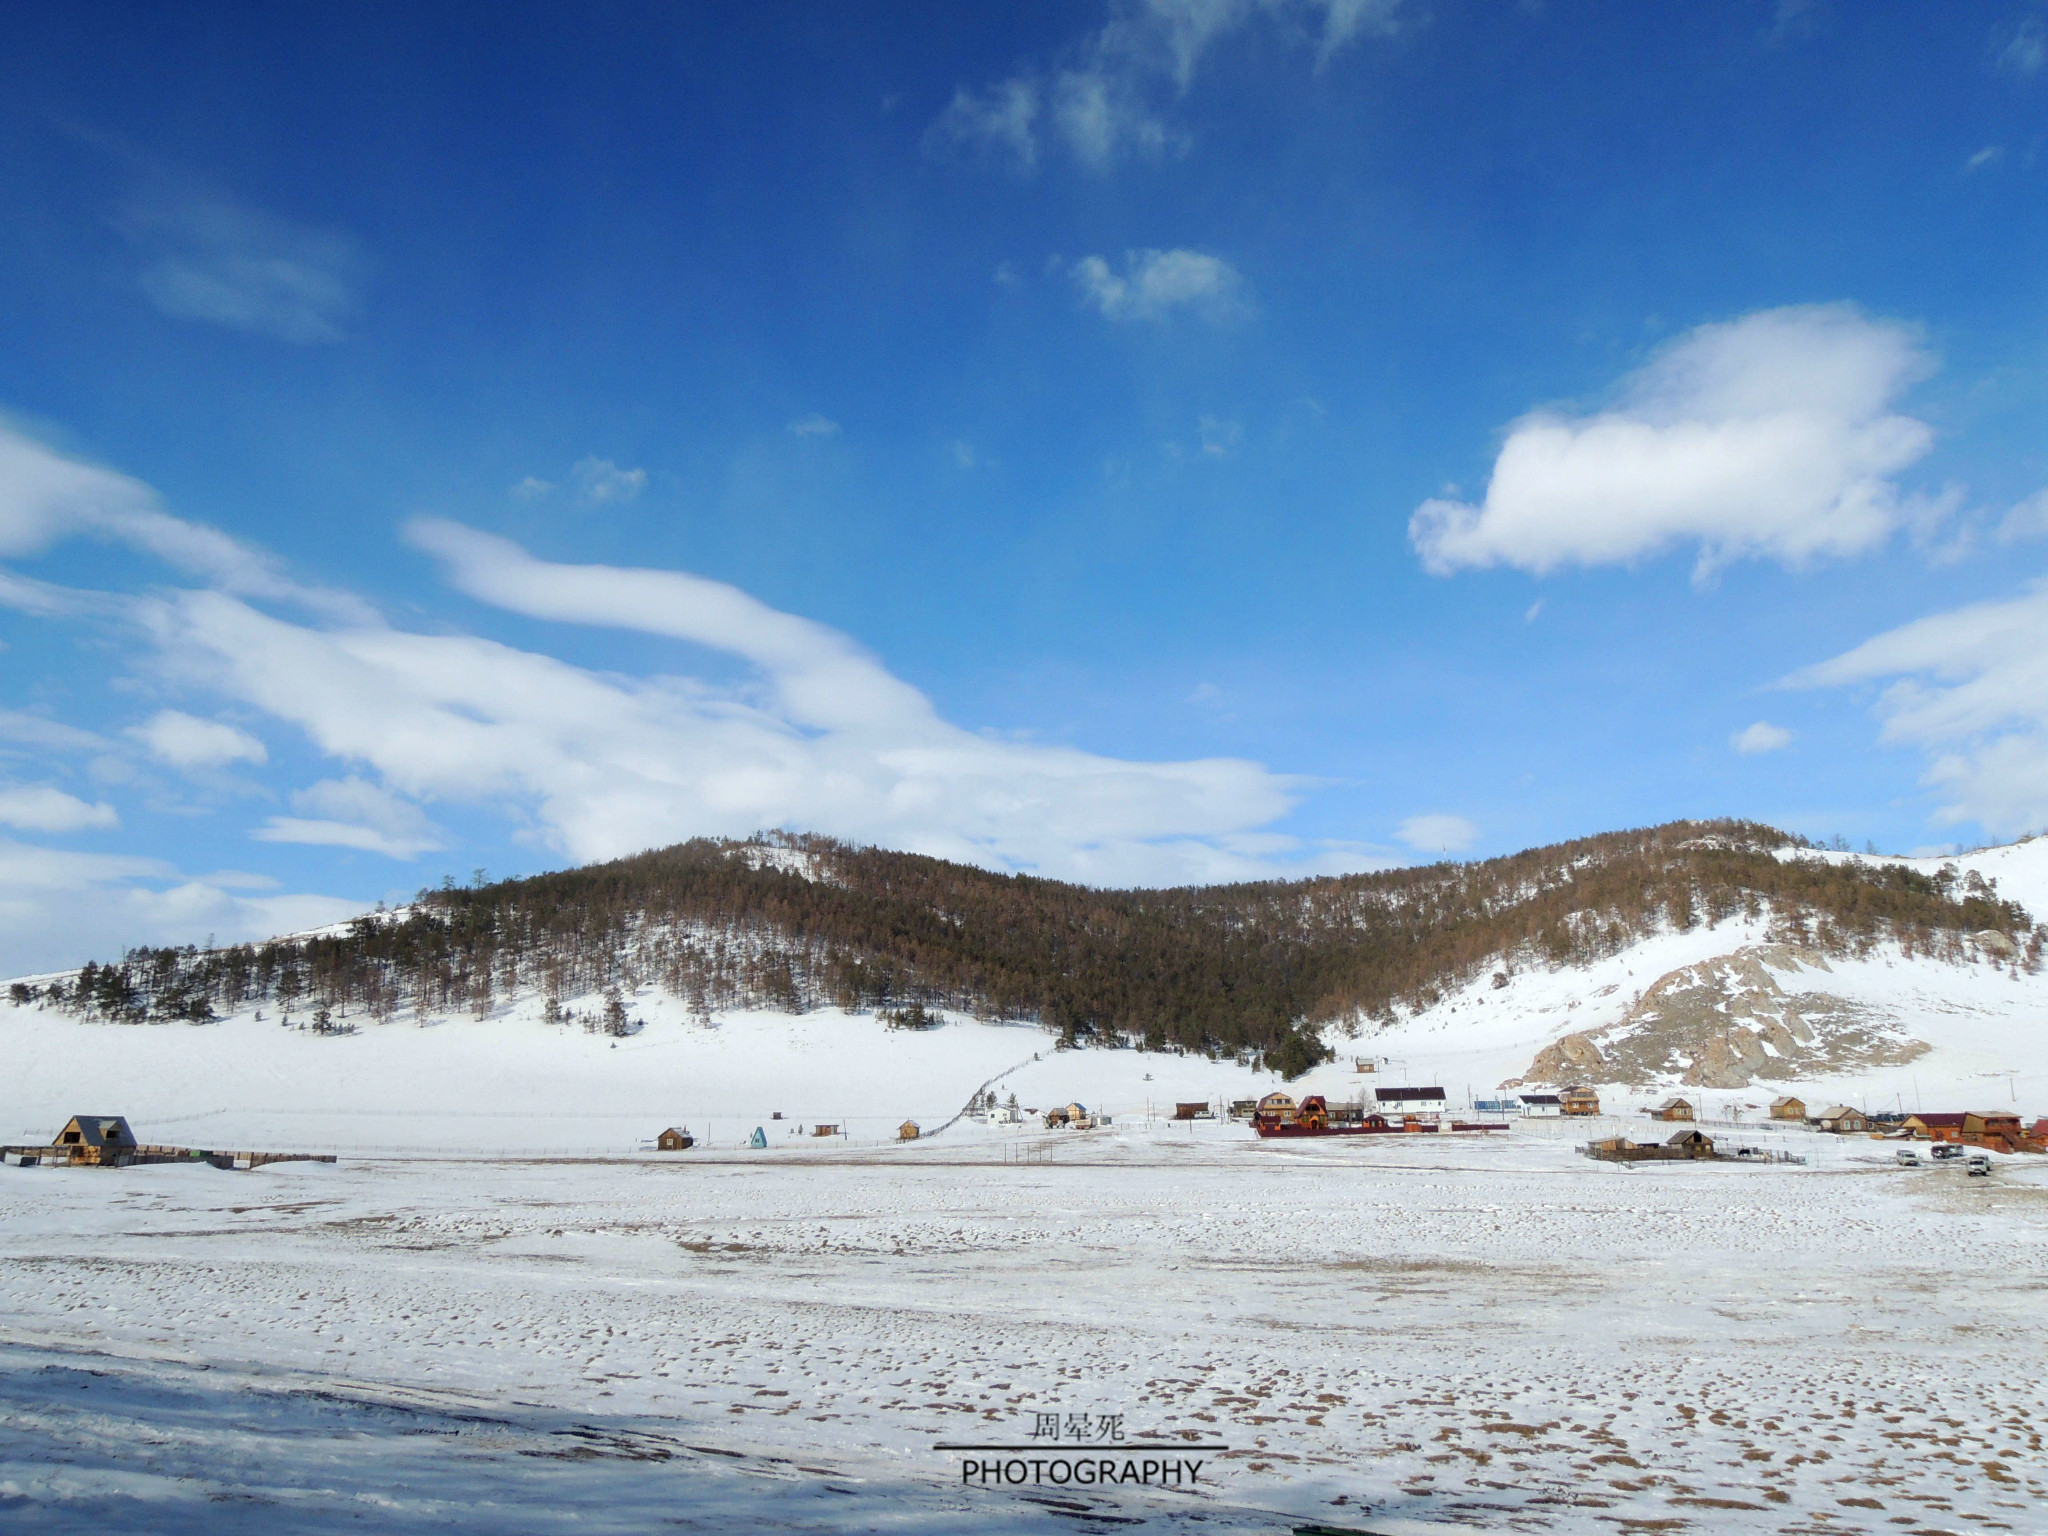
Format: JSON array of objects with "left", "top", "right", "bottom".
[{"left": 15, "top": 820, "right": 2039, "bottom": 1076}]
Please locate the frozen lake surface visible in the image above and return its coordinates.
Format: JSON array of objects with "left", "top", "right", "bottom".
[{"left": 4, "top": 1121, "right": 2045, "bottom": 1533}]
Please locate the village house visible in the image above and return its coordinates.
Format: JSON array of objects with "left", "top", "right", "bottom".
[
  {"left": 1769, "top": 1096, "right": 1806, "bottom": 1121},
  {"left": 1559, "top": 1086, "right": 1602, "bottom": 1116},
  {"left": 1904, "top": 1112, "right": 1966, "bottom": 1143},
  {"left": 1375, "top": 1086, "right": 1447, "bottom": 1115},
  {"left": 51, "top": 1115, "right": 139, "bottom": 1166},
  {"left": 655, "top": 1127, "right": 694, "bottom": 1151},
  {"left": 1173, "top": 1102, "right": 1211, "bottom": 1120},
  {"left": 898, "top": 1120, "right": 919, "bottom": 1141},
  {"left": 1815, "top": 1105, "right": 1871, "bottom": 1135},
  {"left": 1961, "top": 1111, "right": 2026, "bottom": 1151},
  {"left": 1256, "top": 1091, "right": 1298, "bottom": 1125},
  {"left": 1649, "top": 1097, "right": 1696, "bottom": 1122},
  {"left": 1518, "top": 1092, "right": 1562, "bottom": 1118}
]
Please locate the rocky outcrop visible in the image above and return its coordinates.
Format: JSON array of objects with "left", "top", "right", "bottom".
[{"left": 1512, "top": 944, "right": 1928, "bottom": 1090}]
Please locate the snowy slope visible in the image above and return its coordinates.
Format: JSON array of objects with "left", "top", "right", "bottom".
[{"left": 7, "top": 835, "right": 2047, "bottom": 1152}]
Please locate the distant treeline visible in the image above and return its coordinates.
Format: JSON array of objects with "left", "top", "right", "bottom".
[{"left": 16, "top": 820, "right": 2040, "bottom": 1076}]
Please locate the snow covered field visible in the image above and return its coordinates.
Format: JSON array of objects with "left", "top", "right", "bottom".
[{"left": 4, "top": 1124, "right": 2045, "bottom": 1533}]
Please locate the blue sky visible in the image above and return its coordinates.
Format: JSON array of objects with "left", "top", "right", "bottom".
[{"left": 5, "top": 0, "right": 2048, "bottom": 972}]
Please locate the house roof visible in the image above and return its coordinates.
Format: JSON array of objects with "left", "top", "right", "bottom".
[
  {"left": 1656, "top": 1097, "right": 1693, "bottom": 1108},
  {"left": 1818, "top": 1105, "right": 1862, "bottom": 1118},
  {"left": 1375, "top": 1086, "right": 1447, "bottom": 1101},
  {"left": 659, "top": 1127, "right": 689, "bottom": 1137},
  {"left": 1521, "top": 1093, "right": 1561, "bottom": 1104},
  {"left": 1769, "top": 1096, "right": 1803, "bottom": 1106},
  {"left": 1665, "top": 1127, "right": 1711, "bottom": 1145},
  {"left": 58, "top": 1115, "right": 135, "bottom": 1148},
  {"left": 1907, "top": 1113, "right": 1967, "bottom": 1127}
]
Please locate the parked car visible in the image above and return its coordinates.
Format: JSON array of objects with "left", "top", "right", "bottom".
[
  {"left": 1965, "top": 1154, "right": 1992, "bottom": 1177},
  {"left": 1895, "top": 1148, "right": 1921, "bottom": 1166},
  {"left": 1930, "top": 1143, "right": 1964, "bottom": 1161}
]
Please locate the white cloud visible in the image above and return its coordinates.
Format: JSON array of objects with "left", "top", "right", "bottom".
[
  {"left": 788, "top": 414, "right": 842, "bottom": 438},
  {"left": 0, "top": 786, "right": 119, "bottom": 834},
  {"left": 0, "top": 710, "right": 110, "bottom": 753},
  {"left": 0, "top": 423, "right": 373, "bottom": 621},
  {"left": 1072, "top": 249, "right": 1244, "bottom": 322},
  {"left": 510, "top": 476, "right": 556, "bottom": 501},
  {"left": 1411, "top": 305, "right": 1938, "bottom": 580},
  {"left": 254, "top": 776, "right": 447, "bottom": 860},
  {"left": 117, "top": 190, "right": 364, "bottom": 345},
  {"left": 0, "top": 838, "right": 359, "bottom": 978},
  {"left": 128, "top": 709, "right": 267, "bottom": 769},
  {"left": 1397, "top": 813, "right": 1478, "bottom": 854},
  {"left": 1789, "top": 580, "right": 2048, "bottom": 836},
  {"left": 570, "top": 456, "right": 647, "bottom": 504},
  {"left": 1966, "top": 144, "right": 2006, "bottom": 172},
  {"left": 1732, "top": 720, "right": 1792, "bottom": 755},
  {"left": 104, "top": 518, "right": 1339, "bottom": 886}
]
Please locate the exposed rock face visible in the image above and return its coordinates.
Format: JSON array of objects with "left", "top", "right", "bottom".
[{"left": 1514, "top": 944, "right": 1929, "bottom": 1090}]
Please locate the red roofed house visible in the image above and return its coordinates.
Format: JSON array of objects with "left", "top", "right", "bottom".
[{"left": 1903, "top": 1112, "right": 1966, "bottom": 1143}]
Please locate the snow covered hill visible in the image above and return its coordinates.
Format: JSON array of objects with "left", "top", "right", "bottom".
[{"left": 4, "top": 831, "right": 2044, "bottom": 1152}]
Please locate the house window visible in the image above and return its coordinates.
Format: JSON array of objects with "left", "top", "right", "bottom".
[{"left": 62, "top": 1131, "right": 80, "bottom": 1143}]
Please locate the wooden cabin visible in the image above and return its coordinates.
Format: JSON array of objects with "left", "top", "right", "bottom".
[
  {"left": 1664, "top": 1127, "right": 1715, "bottom": 1158},
  {"left": 1903, "top": 1112, "right": 1965, "bottom": 1143},
  {"left": 1769, "top": 1096, "right": 1806, "bottom": 1121},
  {"left": 1559, "top": 1086, "right": 1602, "bottom": 1117},
  {"left": 52, "top": 1114, "right": 138, "bottom": 1166},
  {"left": 811, "top": 1123, "right": 839, "bottom": 1137},
  {"left": 1173, "top": 1102, "right": 1210, "bottom": 1120},
  {"left": 655, "top": 1127, "right": 694, "bottom": 1151},
  {"left": 1815, "top": 1105, "right": 1871, "bottom": 1134},
  {"left": 1962, "top": 1111, "right": 2024, "bottom": 1151},
  {"left": 898, "top": 1120, "right": 920, "bottom": 1141},
  {"left": 1650, "top": 1097, "right": 1696, "bottom": 1122},
  {"left": 1256, "top": 1091, "right": 1297, "bottom": 1124}
]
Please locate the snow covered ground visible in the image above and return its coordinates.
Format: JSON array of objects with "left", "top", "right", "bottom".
[{"left": 3, "top": 1125, "right": 2045, "bottom": 1533}]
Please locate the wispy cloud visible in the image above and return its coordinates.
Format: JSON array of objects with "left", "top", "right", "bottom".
[
  {"left": 1072, "top": 249, "right": 1244, "bottom": 322},
  {"left": 570, "top": 456, "right": 647, "bottom": 504},
  {"left": 1412, "top": 305, "right": 1940, "bottom": 581},
  {"left": 117, "top": 188, "right": 366, "bottom": 345},
  {"left": 0, "top": 422, "right": 375, "bottom": 622},
  {"left": 1396, "top": 813, "right": 1478, "bottom": 854},
  {"left": 1789, "top": 579, "right": 2048, "bottom": 836},
  {"left": 510, "top": 476, "right": 556, "bottom": 501},
  {"left": 254, "top": 775, "right": 447, "bottom": 860},
  {"left": 928, "top": 0, "right": 1400, "bottom": 172},
  {"left": 1998, "top": 14, "right": 2047, "bottom": 76},
  {"left": 0, "top": 710, "right": 111, "bottom": 754},
  {"left": 788, "top": 414, "right": 842, "bottom": 438},
  {"left": 1966, "top": 144, "right": 2006, "bottom": 172}
]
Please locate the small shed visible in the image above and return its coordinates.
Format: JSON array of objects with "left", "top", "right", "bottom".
[
  {"left": 811, "top": 1123, "right": 839, "bottom": 1137},
  {"left": 1650, "top": 1097, "right": 1695, "bottom": 1122},
  {"left": 1519, "top": 1092, "right": 1562, "bottom": 1118},
  {"left": 1559, "top": 1086, "right": 1602, "bottom": 1117},
  {"left": 1173, "top": 1102, "right": 1209, "bottom": 1120},
  {"left": 655, "top": 1127, "right": 694, "bottom": 1151},
  {"left": 748, "top": 1126, "right": 768, "bottom": 1149},
  {"left": 898, "top": 1120, "right": 920, "bottom": 1141},
  {"left": 1664, "top": 1127, "right": 1715, "bottom": 1158},
  {"left": 52, "top": 1114, "right": 138, "bottom": 1166},
  {"left": 1769, "top": 1095, "right": 1806, "bottom": 1120},
  {"left": 1815, "top": 1105, "right": 1870, "bottom": 1134}
]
